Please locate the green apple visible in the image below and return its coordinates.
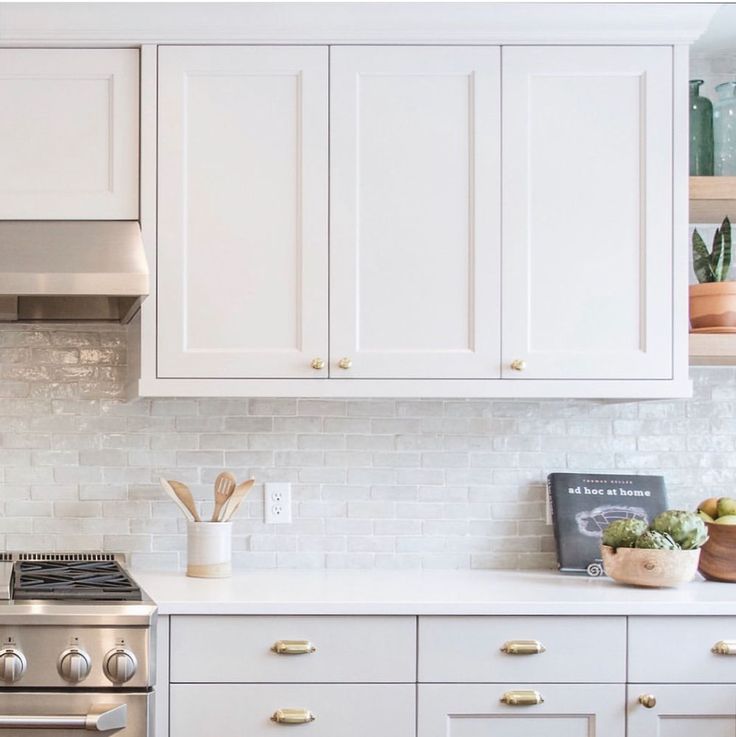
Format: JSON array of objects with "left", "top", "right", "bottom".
[{"left": 698, "top": 510, "right": 715, "bottom": 523}]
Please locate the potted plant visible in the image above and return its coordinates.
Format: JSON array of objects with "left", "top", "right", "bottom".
[{"left": 690, "top": 216, "right": 736, "bottom": 330}]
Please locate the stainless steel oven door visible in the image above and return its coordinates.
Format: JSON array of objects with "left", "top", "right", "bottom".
[{"left": 0, "top": 692, "right": 151, "bottom": 736}]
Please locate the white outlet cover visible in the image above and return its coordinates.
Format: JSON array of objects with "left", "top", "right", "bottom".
[{"left": 265, "top": 483, "right": 292, "bottom": 524}]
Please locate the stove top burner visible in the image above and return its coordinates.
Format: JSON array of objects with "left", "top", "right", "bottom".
[{"left": 12, "top": 560, "right": 142, "bottom": 601}]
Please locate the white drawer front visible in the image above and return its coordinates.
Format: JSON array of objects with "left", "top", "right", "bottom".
[
  {"left": 419, "top": 683, "right": 625, "bottom": 737},
  {"left": 419, "top": 616, "right": 626, "bottom": 683},
  {"left": 170, "top": 615, "right": 416, "bottom": 683},
  {"left": 171, "top": 684, "right": 415, "bottom": 737},
  {"left": 629, "top": 617, "right": 736, "bottom": 683}
]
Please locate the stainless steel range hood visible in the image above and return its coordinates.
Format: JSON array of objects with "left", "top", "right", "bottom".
[{"left": 0, "top": 221, "right": 149, "bottom": 324}]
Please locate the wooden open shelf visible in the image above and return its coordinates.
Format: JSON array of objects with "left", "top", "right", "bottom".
[
  {"left": 689, "top": 332, "right": 736, "bottom": 365},
  {"left": 690, "top": 176, "right": 736, "bottom": 223}
]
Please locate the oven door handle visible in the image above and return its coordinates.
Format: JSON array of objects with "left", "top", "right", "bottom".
[{"left": 0, "top": 703, "right": 127, "bottom": 731}]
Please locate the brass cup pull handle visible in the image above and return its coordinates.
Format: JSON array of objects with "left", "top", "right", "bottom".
[
  {"left": 712, "top": 640, "right": 736, "bottom": 655},
  {"left": 500, "top": 639, "right": 546, "bottom": 656},
  {"left": 338, "top": 357, "right": 352, "bottom": 369},
  {"left": 510, "top": 359, "right": 526, "bottom": 371},
  {"left": 310, "top": 358, "right": 325, "bottom": 370},
  {"left": 271, "top": 709, "right": 316, "bottom": 725},
  {"left": 500, "top": 690, "right": 544, "bottom": 707},
  {"left": 639, "top": 694, "right": 657, "bottom": 709},
  {"left": 271, "top": 640, "right": 316, "bottom": 656}
]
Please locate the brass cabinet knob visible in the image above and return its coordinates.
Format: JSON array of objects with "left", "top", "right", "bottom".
[
  {"left": 500, "top": 690, "right": 544, "bottom": 706},
  {"left": 310, "top": 358, "right": 325, "bottom": 370},
  {"left": 271, "top": 709, "right": 315, "bottom": 725},
  {"left": 500, "top": 640, "right": 546, "bottom": 655},
  {"left": 712, "top": 640, "right": 736, "bottom": 655},
  {"left": 510, "top": 359, "right": 526, "bottom": 371},
  {"left": 271, "top": 640, "right": 316, "bottom": 656},
  {"left": 338, "top": 357, "right": 352, "bottom": 369},
  {"left": 639, "top": 694, "right": 657, "bottom": 709}
]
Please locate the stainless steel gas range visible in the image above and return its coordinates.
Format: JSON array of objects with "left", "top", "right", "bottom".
[{"left": 0, "top": 552, "right": 156, "bottom": 736}]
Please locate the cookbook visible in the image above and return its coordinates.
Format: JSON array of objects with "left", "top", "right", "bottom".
[{"left": 547, "top": 472, "right": 669, "bottom": 575}]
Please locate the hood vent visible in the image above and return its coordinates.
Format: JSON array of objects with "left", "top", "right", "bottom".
[{"left": 0, "top": 221, "right": 149, "bottom": 324}]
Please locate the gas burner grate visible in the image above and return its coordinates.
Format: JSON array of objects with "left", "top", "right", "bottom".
[
  {"left": 17, "top": 552, "right": 118, "bottom": 562},
  {"left": 12, "top": 560, "right": 142, "bottom": 601}
]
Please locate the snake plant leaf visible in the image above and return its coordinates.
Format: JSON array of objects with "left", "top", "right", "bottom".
[
  {"left": 693, "top": 228, "right": 715, "bottom": 283},
  {"left": 721, "top": 216, "right": 732, "bottom": 281},
  {"left": 711, "top": 224, "right": 723, "bottom": 278}
]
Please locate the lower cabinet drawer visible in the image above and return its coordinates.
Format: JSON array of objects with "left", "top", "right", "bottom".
[
  {"left": 418, "top": 683, "right": 625, "bottom": 737},
  {"left": 629, "top": 617, "right": 736, "bottom": 683},
  {"left": 419, "top": 616, "right": 626, "bottom": 682},
  {"left": 170, "top": 615, "right": 416, "bottom": 683},
  {"left": 170, "top": 684, "right": 415, "bottom": 737}
]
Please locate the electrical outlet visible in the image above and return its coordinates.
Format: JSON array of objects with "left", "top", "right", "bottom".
[{"left": 264, "top": 483, "right": 292, "bottom": 524}]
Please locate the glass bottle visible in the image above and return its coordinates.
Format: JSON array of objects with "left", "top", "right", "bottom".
[
  {"left": 714, "top": 81, "right": 736, "bottom": 175},
  {"left": 690, "top": 80, "right": 713, "bottom": 175}
]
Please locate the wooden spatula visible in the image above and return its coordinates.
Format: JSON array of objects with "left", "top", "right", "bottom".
[
  {"left": 169, "top": 480, "right": 201, "bottom": 522},
  {"left": 212, "top": 471, "right": 237, "bottom": 522},
  {"left": 159, "top": 478, "right": 196, "bottom": 522},
  {"left": 220, "top": 479, "right": 255, "bottom": 522}
]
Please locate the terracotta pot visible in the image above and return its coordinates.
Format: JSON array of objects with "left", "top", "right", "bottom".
[
  {"left": 601, "top": 545, "right": 700, "bottom": 588},
  {"left": 689, "top": 282, "right": 736, "bottom": 329},
  {"left": 699, "top": 521, "right": 736, "bottom": 582}
]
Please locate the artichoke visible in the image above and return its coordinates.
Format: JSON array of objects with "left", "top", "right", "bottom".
[
  {"left": 601, "top": 518, "right": 648, "bottom": 549},
  {"left": 634, "top": 530, "right": 680, "bottom": 550},
  {"left": 652, "top": 510, "right": 708, "bottom": 550}
]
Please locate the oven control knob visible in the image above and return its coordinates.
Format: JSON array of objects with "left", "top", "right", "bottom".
[
  {"left": 0, "top": 648, "right": 26, "bottom": 683},
  {"left": 103, "top": 648, "right": 138, "bottom": 684},
  {"left": 58, "top": 647, "right": 91, "bottom": 684}
]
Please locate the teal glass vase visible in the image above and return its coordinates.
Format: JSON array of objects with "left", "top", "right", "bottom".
[
  {"left": 690, "top": 80, "right": 713, "bottom": 175},
  {"left": 714, "top": 81, "right": 736, "bottom": 175}
]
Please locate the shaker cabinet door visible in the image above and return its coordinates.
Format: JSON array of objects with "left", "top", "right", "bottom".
[
  {"left": 157, "top": 46, "right": 329, "bottom": 379},
  {"left": 627, "top": 685, "right": 736, "bottom": 737},
  {"left": 330, "top": 46, "right": 501, "bottom": 379},
  {"left": 419, "top": 684, "right": 625, "bottom": 737},
  {"left": 502, "top": 46, "right": 673, "bottom": 380},
  {"left": 0, "top": 49, "right": 139, "bottom": 219}
]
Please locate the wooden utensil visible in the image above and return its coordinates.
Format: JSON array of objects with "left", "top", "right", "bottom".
[
  {"left": 159, "top": 477, "right": 196, "bottom": 522},
  {"left": 212, "top": 471, "right": 237, "bottom": 522},
  {"left": 220, "top": 479, "right": 255, "bottom": 522},
  {"left": 169, "top": 479, "right": 201, "bottom": 522}
]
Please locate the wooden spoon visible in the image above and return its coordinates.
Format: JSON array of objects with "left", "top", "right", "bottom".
[
  {"left": 159, "top": 478, "right": 196, "bottom": 522},
  {"left": 169, "top": 480, "right": 201, "bottom": 522},
  {"left": 212, "top": 471, "right": 237, "bottom": 522},
  {"left": 220, "top": 479, "right": 255, "bottom": 522}
]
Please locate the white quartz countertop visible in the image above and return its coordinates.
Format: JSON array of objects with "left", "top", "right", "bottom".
[{"left": 132, "top": 569, "right": 736, "bottom": 616}]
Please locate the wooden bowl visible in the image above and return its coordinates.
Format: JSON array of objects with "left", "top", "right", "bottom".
[
  {"left": 601, "top": 545, "right": 700, "bottom": 588},
  {"left": 699, "top": 522, "right": 736, "bottom": 582}
]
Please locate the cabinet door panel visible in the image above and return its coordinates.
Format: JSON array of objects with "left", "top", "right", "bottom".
[
  {"left": 158, "top": 46, "right": 328, "bottom": 378},
  {"left": 627, "top": 685, "right": 736, "bottom": 737},
  {"left": 502, "top": 46, "right": 672, "bottom": 380},
  {"left": 0, "top": 49, "right": 138, "bottom": 219},
  {"left": 330, "top": 46, "right": 500, "bottom": 378},
  {"left": 419, "top": 684, "right": 625, "bottom": 737}
]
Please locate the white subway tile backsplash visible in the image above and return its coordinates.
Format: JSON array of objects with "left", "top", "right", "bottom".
[{"left": 0, "top": 324, "right": 728, "bottom": 570}]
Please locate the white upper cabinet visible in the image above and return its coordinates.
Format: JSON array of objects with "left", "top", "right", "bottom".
[
  {"left": 157, "top": 46, "right": 328, "bottom": 379},
  {"left": 0, "top": 49, "right": 139, "bottom": 219},
  {"left": 502, "top": 46, "right": 673, "bottom": 381},
  {"left": 330, "top": 46, "right": 501, "bottom": 379}
]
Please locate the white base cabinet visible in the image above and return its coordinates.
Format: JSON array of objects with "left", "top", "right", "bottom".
[
  {"left": 161, "top": 613, "right": 736, "bottom": 737},
  {"left": 419, "top": 684, "right": 625, "bottom": 737}
]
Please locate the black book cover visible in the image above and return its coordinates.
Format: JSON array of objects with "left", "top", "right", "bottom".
[{"left": 547, "top": 472, "right": 669, "bottom": 575}]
